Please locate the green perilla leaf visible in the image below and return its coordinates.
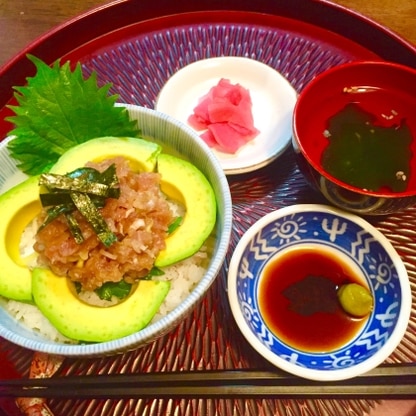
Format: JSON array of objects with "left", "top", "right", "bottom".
[{"left": 6, "top": 55, "right": 140, "bottom": 175}]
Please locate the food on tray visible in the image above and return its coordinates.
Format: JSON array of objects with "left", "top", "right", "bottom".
[
  {"left": 6, "top": 55, "right": 140, "bottom": 176},
  {"left": 32, "top": 265, "right": 171, "bottom": 342},
  {"left": 259, "top": 245, "right": 372, "bottom": 353},
  {"left": 337, "top": 282, "right": 374, "bottom": 318},
  {"left": 187, "top": 78, "right": 259, "bottom": 153},
  {"left": 321, "top": 102, "right": 412, "bottom": 193},
  {"left": 0, "top": 55, "right": 217, "bottom": 343}
]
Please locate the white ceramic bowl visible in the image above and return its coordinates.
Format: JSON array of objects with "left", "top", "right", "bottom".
[
  {"left": 0, "top": 105, "right": 232, "bottom": 357},
  {"left": 156, "top": 57, "right": 297, "bottom": 175},
  {"left": 227, "top": 204, "right": 411, "bottom": 381}
]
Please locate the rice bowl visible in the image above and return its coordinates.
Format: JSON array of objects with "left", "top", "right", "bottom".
[{"left": 0, "top": 105, "right": 233, "bottom": 356}]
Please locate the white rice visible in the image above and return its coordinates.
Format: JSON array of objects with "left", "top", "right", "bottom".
[
  {"left": 152, "top": 246, "right": 209, "bottom": 321},
  {"left": 4, "top": 299, "right": 74, "bottom": 343}
]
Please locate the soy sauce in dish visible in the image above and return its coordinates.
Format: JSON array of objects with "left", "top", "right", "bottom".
[{"left": 258, "top": 245, "right": 369, "bottom": 353}]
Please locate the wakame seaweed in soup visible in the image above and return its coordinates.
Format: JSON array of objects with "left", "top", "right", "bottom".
[{"left": 321, "top": 103, "right": 412, "bottom": 193}]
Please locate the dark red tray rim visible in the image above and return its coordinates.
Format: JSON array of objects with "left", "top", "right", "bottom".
[
  {"left": 1, "top": 0, "right": 416, "bottom": 109},
  {"left": 1, "top": 2, "right": 416, "bottom": 415}
]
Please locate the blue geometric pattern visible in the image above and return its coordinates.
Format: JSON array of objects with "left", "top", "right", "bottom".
[{"left": 236, "top": 210, "right": 402, "bottom": 371}]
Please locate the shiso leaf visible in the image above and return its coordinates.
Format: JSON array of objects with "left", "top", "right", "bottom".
[
  {"left": 168, "top": 216, "right": 183, "bottom": 234},
  {"left": 6, "top": 55, "right": 140, "bottom": 175},
  {"left": 142, "top": 267, "right": 165, "bottom": 280},
  {"left": 96, "top": 280, "right": 132, "bottom": 301}
]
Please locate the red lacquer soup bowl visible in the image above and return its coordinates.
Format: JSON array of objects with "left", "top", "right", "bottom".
[{"left": 292, "top": 61, "right": 416, "bottom": 215}]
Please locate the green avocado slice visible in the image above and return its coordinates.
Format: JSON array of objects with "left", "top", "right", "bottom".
[
  {"left": 32, "top": 267, "right": 170, "bottom": 342},
  {"left": 0, "top": 175, "right": 41, "bottom": 301},
  {"left": 50, "top": 136, "right": 161, "bottom": 174},
  {"left": 155, "top": 154, "right": 217, "bottom": 267}
]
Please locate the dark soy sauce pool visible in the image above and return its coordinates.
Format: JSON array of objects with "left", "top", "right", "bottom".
[{"left": 258, "top": 245, "right": 369, "bottom": 353}]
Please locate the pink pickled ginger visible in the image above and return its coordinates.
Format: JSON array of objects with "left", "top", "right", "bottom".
[{"left": 187, "top": 78, "right": 259, "bottom": 154}]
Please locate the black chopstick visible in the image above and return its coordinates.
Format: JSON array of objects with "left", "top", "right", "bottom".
[{"left": 1, "top": 363, "right": 415, "bottom": 400}]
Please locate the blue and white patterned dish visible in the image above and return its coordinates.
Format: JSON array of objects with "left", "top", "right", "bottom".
[{"left": 227, "top": 204, "right": 411, "bottom": 381}]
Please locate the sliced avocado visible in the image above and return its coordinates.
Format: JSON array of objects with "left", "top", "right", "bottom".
[
  {"left": 50, "top": 136, "right": 161, "bottom": 174},
  {"left": 0, "top": 176, "right": 41, "bottom": 301},
  {"left": 32, "top": 267, "right": 170, "bottom": 342},
  {"left": 155, "top": 154, "right": 216, "bottom": 267}
]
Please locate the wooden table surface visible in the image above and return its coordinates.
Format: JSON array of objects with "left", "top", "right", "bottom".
[
  {"left": 0, "top": 0, "right": 416, "bottom": 68},
  {"left": 0, "top": 1, "right": 415, "bottom": 416}
]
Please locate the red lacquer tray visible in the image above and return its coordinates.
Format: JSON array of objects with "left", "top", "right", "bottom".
[{"left": 1, "top": 1, "right": 415, "bottom": 415}]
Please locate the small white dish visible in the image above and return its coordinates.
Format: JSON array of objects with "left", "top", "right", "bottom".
[{"left": 156, "top": 57, "right": 297, "bottom": 175}]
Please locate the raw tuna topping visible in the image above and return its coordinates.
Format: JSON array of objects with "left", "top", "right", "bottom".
[{"left": 34, "top": 157, "right": 174, "bottom": 291}]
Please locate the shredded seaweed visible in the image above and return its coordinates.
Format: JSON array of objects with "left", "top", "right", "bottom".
[
  {"left": 70, "top": 192, "right": 117, "bottom": 247},
  {"left": 38, "top": 164, "right": 120, "bottom": 247},
  {"left": 64, "top": 212, "right": 84, "bottom": 244},
  {"left": 37, "top": 204, "right": 75, "bottom": 232},
  {"left": 39, "top": 193, "right": 107, "bottom": 208},
  {"left": 40, "top": 165, "right": 120, "bottom": 198}
]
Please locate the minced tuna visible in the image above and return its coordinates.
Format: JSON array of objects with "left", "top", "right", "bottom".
[{"left": 34, "top": 157, "right": 174, "bottom": 291}]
